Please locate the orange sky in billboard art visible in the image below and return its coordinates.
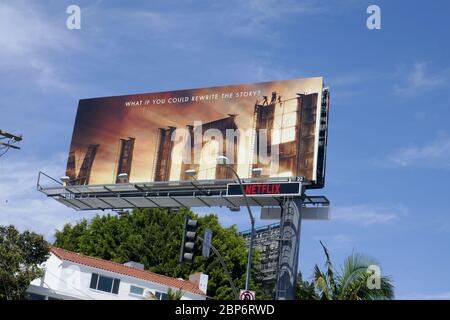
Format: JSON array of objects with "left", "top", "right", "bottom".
[{"left": 66, "top": 77, "right": 326, "bottom": 187}]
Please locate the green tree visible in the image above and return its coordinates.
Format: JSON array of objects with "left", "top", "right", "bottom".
[
  {"left": 295, "top": 272, "right": 318, "bottom": 300},
  {"left": 313, "top": 241, "right": 394, "bottom": 300},
  {"left": 0, "top": 225, "right": 50, "bottom": 300},
  {"left": 54, "top": 208, "right": 267, "bottom": 300}
]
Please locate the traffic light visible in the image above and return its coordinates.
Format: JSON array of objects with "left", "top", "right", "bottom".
[{"left": 180, "top": 217, "right": 198, "bottom": 264}]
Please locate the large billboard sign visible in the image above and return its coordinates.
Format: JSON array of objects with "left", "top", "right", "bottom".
[{"left": 65, "top": 77, "right": 329, "bottom": 188}]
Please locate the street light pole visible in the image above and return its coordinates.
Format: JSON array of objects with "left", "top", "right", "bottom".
[
  {"left": 186, "top": 161, "right": 258, "bottom": 292},
  {"left": 216, "top": 157, "right": 256, "bottom": 292},
  {"left": 197, "top": 235, "right": 239, "bottom": 300},
  {"left": 185, "top": 169, "right": 211, "bottom": 196}
]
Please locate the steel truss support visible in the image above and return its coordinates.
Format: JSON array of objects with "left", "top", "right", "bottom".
[{"left": 275, "top": 196, "right": 303, "bottom": 300}]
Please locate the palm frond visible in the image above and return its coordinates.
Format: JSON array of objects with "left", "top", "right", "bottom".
[
  {"left": 355, "top": 273, "right": 395, "bottom": 300},
  {"left": 167, "top": 288, "right": 184, "bottom": 300},
  {"left": 313, "top": 264, "right": 332, "bottom": 300},
  {"left": 338, "top": 253, "right": 394, "bottom": 300},
  {"left": 319, "top": 241, "right": 337, "bottom": 298},
  {"left": 307, "top": 241, "right": 395, "bottom": 300},
  {"left": 338, "top": 253, "right": 375, "bottom": 296}
]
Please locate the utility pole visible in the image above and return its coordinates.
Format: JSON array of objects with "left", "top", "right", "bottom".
[
  {"left": 216, "top": 156, "right": 256, "bottom": 293},
  {"left": 0, "top": 129, "right": 22, "bottom": 158}
]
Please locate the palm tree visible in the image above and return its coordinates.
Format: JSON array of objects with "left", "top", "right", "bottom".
[
  {"left": 167, "top": 288, "right": 184, "bottom": 300},
  {"left": 145, "top": 288, "right": 184, "bottom": 300},
  {"left": 313, "top": 241, "right": 394, "bottom": 300},
  {"left": 295, "top": 272, "right": 319, "bottom": 300},
  {"left": 145, "top": 291, "right": 158, "bottom": 300}
]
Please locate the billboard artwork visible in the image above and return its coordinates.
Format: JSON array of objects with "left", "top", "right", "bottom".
[{"left": 65, "top": 77, "right": 329, "bottom": 188}]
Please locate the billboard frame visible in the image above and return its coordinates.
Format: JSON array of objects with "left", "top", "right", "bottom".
[
  {"left": 64, "top": 78, "right": 329, "bottom": 189},
  {"left": 37, "top": 172, "right": 329, "bottom": 212}
]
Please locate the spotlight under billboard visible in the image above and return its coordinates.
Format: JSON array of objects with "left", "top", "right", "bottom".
[{"left": 65, "top": 77, "right": 330, "bottom": 188}]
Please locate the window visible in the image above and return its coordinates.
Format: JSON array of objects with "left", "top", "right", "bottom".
[
  {"left": 155, "top": 291, "right": 168, "bottom": 300},
  {"left": 89, "top": 273, "right": 120, "bottom": 294},
  {"left": 112, "top": 279, "right": 120, "bottom": 294},
  {"left": 272, "top": 99, "right": 298, "bottom": 145},
  {"left": 28, "top": 293, "right": 46, "bottom": 300},
  {"left": 130, "top": 285, "right": 144, "bottom": 296},
  {"left": 89, "top": 273, "right": 99, "bottom": 289}
]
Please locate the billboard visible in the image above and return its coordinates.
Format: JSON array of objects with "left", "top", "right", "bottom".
[{"left": 65, "top": 77, "right": 329, "bottom": 188}]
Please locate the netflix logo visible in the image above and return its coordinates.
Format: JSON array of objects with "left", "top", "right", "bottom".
[
  {"left": 227, "top": 182, "right": 301, "bottom": 197},
  {"left": 245, "top": 184, "right": 281, "bottom": 195}
]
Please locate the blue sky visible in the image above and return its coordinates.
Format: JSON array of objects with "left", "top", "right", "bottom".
[{"left": 1, "top": 0, "right": 450, "bottom": 299}]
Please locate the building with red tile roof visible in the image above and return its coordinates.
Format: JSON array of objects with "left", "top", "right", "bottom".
[{"left": 27, "top": 247, "right": 208, "bottom": 300}]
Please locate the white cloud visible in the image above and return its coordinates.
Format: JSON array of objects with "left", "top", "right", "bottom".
[
  {"left": 28, "top": 59, "right": 74, "bottom": 93},
  {"left": 0, "top": 1, "right": 78, "bottom": 92},
  {"left": 112, "top": 0, "right": 326, "bottom": 48},
  {"left": 0, "top": 3, "right": 62, "bottom": 55},
  {"left": 126, "top": 10, "right": 179, "bottom": 33},
  {"left": 0, "top": 154, "right": 100, "bottom": 240},
  {"left": 313, "top": 233, "right": 355, "bottom": 246},
  {"left": 331, "top": 204, "right": 407, "bottom": 226},
  {"left": 399, "top": 291, "right": 450, "bottom": 300},
  {"left": 223, "top": 61, "right": 296, "bottom": 83},
  {"left": 394, "top": 62, "right": 450, "bottom": 95},
  {"left": 326, "top": 71, "right": 380, "bottom": 105},
  {"left": 194, "top": 206, "right": 262, "bottom": 232},
  {"left": 387, "top": 134, "right": 450, "bottom": 168},
  {"left": 224, "top": 0, "right": 326, "bottom": 38},
  {"left": 240, "top": 0, "right": 323, "bottom": 15},
  {"left": 201, "top": 202, "right": 405, "bottom": 230}
]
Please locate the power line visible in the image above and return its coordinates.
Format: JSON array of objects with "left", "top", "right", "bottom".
[
  {"left": 0, "top": 129, "right": 22, "bottom": 158},
  {"left": 0, "top": 145, "right": 10, "bottom": 157}
]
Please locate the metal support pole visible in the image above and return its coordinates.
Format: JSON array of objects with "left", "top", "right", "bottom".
[
  {"left": 197, "top": 235, "right": 239, "bottom": 300},
  {"left": 222, "top": 164, "right": 255, "bottom": 292},
  {"left": 245, "top": 219, "right": 256, "bottom": 291},
  {"left": 275, "top": 196, "right": 303, "bottom": 300}
]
